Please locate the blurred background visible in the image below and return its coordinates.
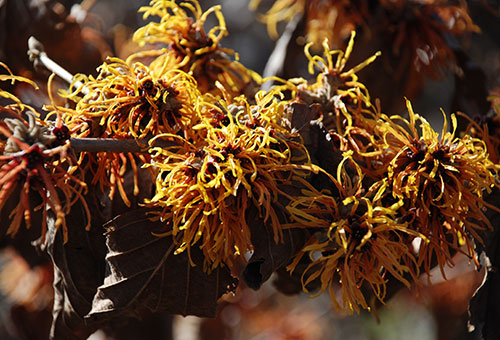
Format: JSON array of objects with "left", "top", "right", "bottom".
[{"left": 0, "top": 0, "right": 499, "bottom": 339}]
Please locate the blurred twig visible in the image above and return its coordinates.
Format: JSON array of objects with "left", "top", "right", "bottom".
[{"left": 27, "top": 36, "right": 88, "bottom": 94}]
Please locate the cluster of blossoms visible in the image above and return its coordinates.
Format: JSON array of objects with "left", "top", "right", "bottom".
[
  {"left": 281, "top": 33, "right": 499, "bottom": 312},
  {"left": 0, "top": 0, "right": 498, "bottom": 317},
  {"left": 50, "top": 0, "right": 318, "bottom": 272},
  {"left": 146, "top": 90, "right": 314, "bottom": 270}
]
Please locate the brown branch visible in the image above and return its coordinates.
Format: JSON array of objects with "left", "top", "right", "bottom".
[{"left": 69, "top": 138, "right": 178, "bottom": 153}]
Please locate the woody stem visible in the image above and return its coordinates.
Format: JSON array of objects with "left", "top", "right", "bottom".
[{"left": 69, "top": 138, "right": 177, "bottom": 153}]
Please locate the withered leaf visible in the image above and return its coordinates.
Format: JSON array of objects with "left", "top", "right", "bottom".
[
  {"left": 243, "top": 204, "right": 310, "bottom": 290},
  {"left": 87, "top": 207, "right": 238, "bottom": 321},
  {"left": 47, "top": 160, "right": 157, "bottom": 338},
  {"left": 468, "top": 189, "right": 500, "bottom": 340},
  {"left": 46, "top": 196, "right": 108, "bottom": 340},
  {"left": 288, "top": 102, "right": 342, "bottom": 193},
  {"left": 272, "top": 255, "right": 322, "bottom": 296}
]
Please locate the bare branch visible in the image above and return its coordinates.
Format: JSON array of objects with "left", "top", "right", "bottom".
[
  {"left": 27, "top": 36, "right": 88, "bottom": 94},
  {"left": 69, "top": 138, "right": 178, "bottom": 153}
]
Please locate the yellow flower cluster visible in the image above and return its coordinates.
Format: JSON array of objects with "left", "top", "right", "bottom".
[
  {"left": 146, "top": 89, "right": 315, "bottom": 270},
  {"left": 287, "top": 153, "right": 422, "bottom": 312},
  {"left": 54, "top": 0, "right": 265, "bottom": 206},
  {"left": 45, "top": 0, "right": 316, "bottom": 270},
  {"left": 281, "top": 35, "right": 499, "bottom": 313}
]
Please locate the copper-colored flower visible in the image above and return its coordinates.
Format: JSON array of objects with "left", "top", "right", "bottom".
[
  {"left": 1, "top": 65, "right": 88, "bottom": 241},
  {"left": 382, "top": 100, "right": 499, "bottom": 274},
  {"left": 0, "top": 113, "right": 88, "bottom": 242},
  {"left": 133, "top": 0, "right": 261, "bottom": 97},
  {"left": 250, "top": 0, "right": 366, "bottom": 47},
  {"left": 378, "top": 0, "right": 479, "bottom": 97}
]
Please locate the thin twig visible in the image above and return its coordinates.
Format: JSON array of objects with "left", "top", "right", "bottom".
[
  {"left": 262, "top": 13, "right": 303, "bottom": 91},
  {"left": 27, "top": 36, "right": 88, "bottom": 95}
]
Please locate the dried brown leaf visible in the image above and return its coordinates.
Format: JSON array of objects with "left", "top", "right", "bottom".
[
  {"left": 468, "top": 189, "right": 500, "bottom": 340},
  {"left": 242, "top": 102, "right": 338, "bottom": 290},
  {"left": 46, "top": 196, "right": 108, "bottom": 340},
  {"left": 288, "top": 102, "right": 342, "bottom": 193},
  {"left": 87, "top": 207, "right": 238, "bottom": 321},
  {"left": 243, "top": 203, "right": 310, "bottom": 290},
  {"left": 46, "top": 162, "right": 156, "bottom": 339}
]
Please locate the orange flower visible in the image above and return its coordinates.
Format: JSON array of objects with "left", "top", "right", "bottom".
[
  {"left": 0, "top": 114, "right": 88, "bottom": 242},
  {"left": 1, "top": 65, "right": 88, "bottom": 241}
]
